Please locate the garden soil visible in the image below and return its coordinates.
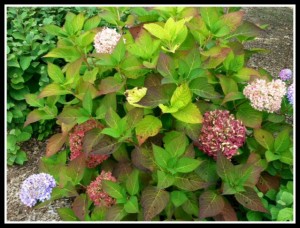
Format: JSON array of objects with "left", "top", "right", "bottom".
[{"left": 6, "top": 7, "right": 293, "bottom": 222}]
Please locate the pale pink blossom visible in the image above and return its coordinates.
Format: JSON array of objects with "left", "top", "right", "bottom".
[
  {"left": 243, "top": 79, "right": 286, "bottom": 113},
  {"left": 94, "top": 27, "right": 122, "bottom": 54}
]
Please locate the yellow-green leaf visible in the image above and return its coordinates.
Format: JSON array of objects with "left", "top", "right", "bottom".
[{"left": 171, "top": 103, "right": 203, "bottom": 124}]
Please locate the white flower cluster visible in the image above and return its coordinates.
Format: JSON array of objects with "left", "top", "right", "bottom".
[
  {"left": 94, "top": 27, "right": 122, "bottom": 54},
  {"left": 243, "top": 79, "right": 286, "bottom": 113}
]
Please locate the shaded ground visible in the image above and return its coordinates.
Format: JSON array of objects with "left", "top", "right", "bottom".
[{"left": 6, "top": 7, "right": 294, "bottom": 222}]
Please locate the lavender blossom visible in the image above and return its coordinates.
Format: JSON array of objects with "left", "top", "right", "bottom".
[
  {"left": 287, "top": 83, "right": 294, "bottom": 105},
  {"left": 279, "top": 69, "right": 292, "bottom": 81},
  {"left": 19, "top": 173, "right": 56, "bottom": 207}
]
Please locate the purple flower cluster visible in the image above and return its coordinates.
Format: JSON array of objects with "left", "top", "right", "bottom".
[
  {"left": 287, "top": 83, "right": 294, "bottom": 105},
  {"left": 19, "top": 173, "right": 56, "bottom": 207},
  {"left": 279, "top": 69, "right": 292, "bottom": 81},
  {"left": 197, "top": 110, "right": 246, "bottom": 160}
]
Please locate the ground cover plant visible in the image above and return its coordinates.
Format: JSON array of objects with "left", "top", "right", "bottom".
[
  {"left": 20, "top": 6, "right": 294, "bottom": 221},
  {"left": 7, "top": 7, "right": 99, "bottom": 165}
]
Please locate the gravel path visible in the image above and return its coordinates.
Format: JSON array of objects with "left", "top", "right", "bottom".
[{"left": 6, "top": 7, "right": 294, "bottom": 222}]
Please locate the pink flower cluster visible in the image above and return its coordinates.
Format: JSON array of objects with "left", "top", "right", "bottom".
[
  {"left": 69, "top": 119, "right": 109, "bottom": 168},
  {"left": 94, "top": 27, "right": 122, "bottom": 54},
  {"left": 197, "top": 110, "right": 246, "bottom": 160},
  {"left": 243, "top": 79, "right": 286, "bottom": 113},
  {"left": 86, "top": 170, "right": 117, "bottom": 207}
]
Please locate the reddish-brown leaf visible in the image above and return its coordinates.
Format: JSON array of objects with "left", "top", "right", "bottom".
[
  {"left": 131, "top": 146, "right": 155, "bottom": 173},
  {"left": 213, "top": 197, "right": 237, "bottom": 221},
  {"left": 112, "top": 162, "right": 133, "bottom": 183},
  {"left": 199, "top": 190, "right": 225, "bottom": 219},
  {"left": 46, "top": 133, "right": 67, "bottom": 157},
  {"left": 221, "top": 11, "right": 245, "bottom": 32},
  {"left": 141, "top": 186, "right": 169, "bottom": 221},
  {"left": 24, "top": 109, "right": 52, "bottom": 127},
  {"left": 97, "top": 77, "right": 124, "bottom": 96},
  {"left": 72, "top": 194, "right": 88, "bottom": 221},
  {"left": 129, "top": 24, "right": 145, "bottom": 39},
  {"left": 235, "top": 187, "right": 268, "bottom": 213},
  {"left": 256, "top": 172, "right": 281, "bottom": 194}
]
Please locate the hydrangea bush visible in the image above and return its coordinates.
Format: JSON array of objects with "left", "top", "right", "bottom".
[{"left": 23, "top": 7, "right": 294, "bottom": 222}]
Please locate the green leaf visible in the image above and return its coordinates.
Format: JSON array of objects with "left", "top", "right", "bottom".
[
  {"left": 25, "top": 94, "right": 44, "bottom": 108},
  {"left": 200, "top": 7, "right": 220, "bottom": 29},
  {"left": 254, "top": 129, "right": 274, "bottom": 150},
  {"left": 265, "top": 150, "right": 280, "bottom": 162},
  {"left": 19, "top": 56, "right": 32, "bottom": 71},
  {"left": 189, "top": 77, "right": 221, "bottom": 99},
  {"left": 38, "top": 83, "right": 69, "bottom": 98},
  {"left": 66, "top": 153, "right": 86, "bottom": 184},
  {"left": 101, "top": 128, "right": 121, "bottom": 138},
  {"left": 236, "top": 102, "right": 262, "bottom": 128},
  {"left": 16, "top": 132, "right": 31, "bottom": 142},
  {"left": 42, "top": 24, "right": 67, "bottom": 36},
  {"left": 174, "top": 172, "right": 208, "bottom": 191},
  {"left": 57, "top": 208, "right": 78, "bottom": 221},
  {"left": 234, "top": 67, "right": 260, "bottom": 82},
  {"left": 171, "top": 191, "right": 188, "bottom": 207},
  {"left": 216, "top": 152, "right": 234, "bottom": 182},
  {"left": 171, "top": 82, "right": 192, "bottom": 110},
  {"left": 171, "top": 103, "right": 203, "bottom": 124},
  {"left": 141, "top": 186, "right": 170, "bottom": 221},
  {"left": 84, "top": 15, "right": 101, "bottom": 30},
  {"left": 126, "top": 169, "right": 140, "bottom": 196},
  {"left": 44, "top": 47, "right": 82, "bottom": 62},
  {"left": 199, "top": 190, "right": 225, "bottom": 219},
  {"left": 105, "top": 108, "right": 121, "bottom": 129},
  {"left": 102, "top": 180, "right": 126, "bottom": 200},
  {"left": 143, "top": 23, "right": 167, "bottom": 40},
  {"left": 274, "top": 129, "right": 291, "bottom": 153},
  {"left": 279, "top": 149, "right": 293, "bottom": 165},
  {"left": 111, "top": 39, "right": 126, "bottom": 63},
  {"left": 231, "top": 21, "right": 264, "bottom": 40},
  {"left": 124, "top": 196, "right": 139, "bottom": 214},
  {"left": 234, "top": 187, "right": 268, "bottom": 213},
  {"left": 219, "top": 76, "right": 238, "bottom": 95},
  {"left": 135, "top": 115, "right": 162, "bottom": 145},
  {"left": 153, "top": 144, "right": 171, "bottom": 170},
  {"left": 82, "top": 90, "right": 93, "bottom": 115},
  {"left": 14, "top": 151, "right": 28, "bottom": 165},
  {"left": 91, "top": 206, "right": 107, "bottom": 221},
  {"left": 157, "top": 170, "right": 174, "bottom": 189},
  {"left": 47, "top": 62, "right": 64, "bottom": 84},
  {"left": 221, "top": 92, "right": 245, "bottom": 105},
  {"left": 277, "top": 208, "right": 293, "bottom": 221},
  {"left": 175, "top": 157, "right": 201, "bottom": 173},
  {"left": 95, "top": 93, "right": 116, "bottom": 119},
  {"left": 246, "top": 211, "right": 263, "bottom": 221},
  {"left": 163, "top": 131, "right": 188, "bottom": 158}
]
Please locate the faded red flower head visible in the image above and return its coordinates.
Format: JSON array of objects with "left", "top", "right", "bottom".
[
  {"left": 197, "top": 110, "right": 246, "bottom": 160},
  {"left": 69, "top": 119, "right": 109, "bottom": 168},
  {"left": 86, "top": 170, "right": 117, "bottom": 207}
]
